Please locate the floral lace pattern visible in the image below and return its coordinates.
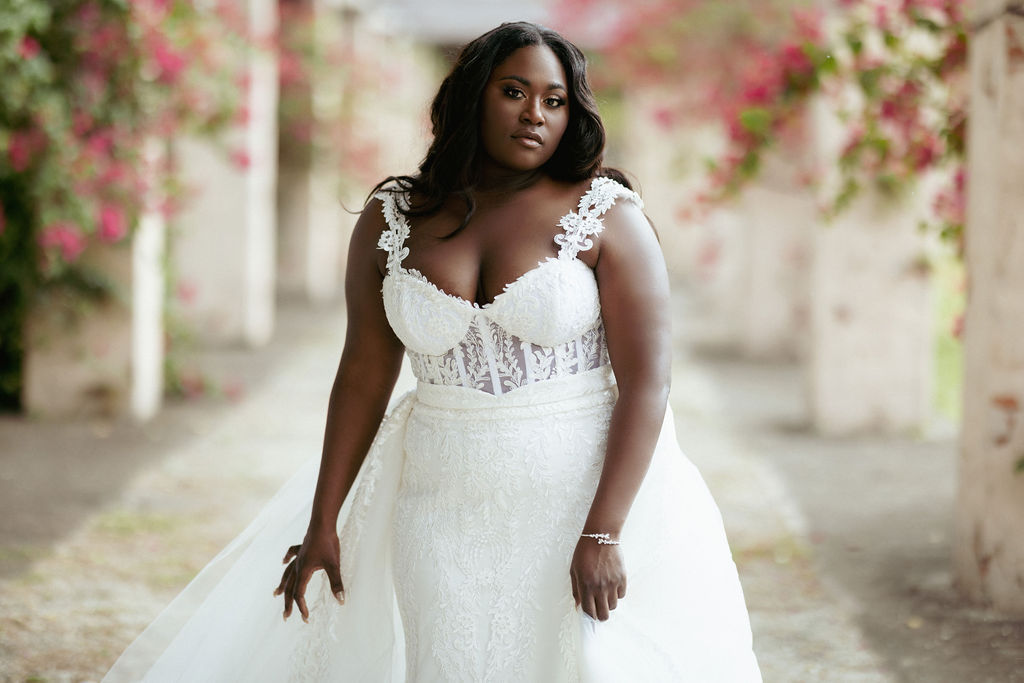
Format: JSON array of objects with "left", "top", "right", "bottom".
[
  {"left": 393, "top": 374, "right": 615, "bottom": 681},
  {"left": 554, "top": 176, "right": 643, "bottom": 261},
  {"left": 375, "top": 176, "right": 642, "bottom": 396}
]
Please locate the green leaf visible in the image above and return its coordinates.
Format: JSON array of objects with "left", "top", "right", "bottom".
[
  {"left": 914, "top": 17, "right": 942, "bottom": 33},
  {"left": 1015, "top": 456, "right": 1024, "bottom": 474},
  {"left": 857, "top": 68, "right": 884, "bottom": 97},
  {"left": 738, "top": 151, "right": 761, "bottom": 178},
  {"left": 738, "top": 107, "right": 772, "bottom": 137}
]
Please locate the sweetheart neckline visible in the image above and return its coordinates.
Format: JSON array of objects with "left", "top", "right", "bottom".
[{"left": 385, "top": 256, "right": 593, "bottom": 311}]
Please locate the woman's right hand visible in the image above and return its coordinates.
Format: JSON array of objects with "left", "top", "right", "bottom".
[{"left": 273, "top": 528, "right": 346, "bottom": 622}]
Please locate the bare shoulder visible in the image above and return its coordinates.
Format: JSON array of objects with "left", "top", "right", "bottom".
[
  {"left": 579, "top": 176, "right": 653, "bottom": 266},
  {"left": 351, "top": 195, "right": 389, "bottom": 277}
]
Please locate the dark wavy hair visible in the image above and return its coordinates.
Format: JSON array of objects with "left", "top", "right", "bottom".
[{"left": 367, "top": 21, "right": 632, "bottom": 231}]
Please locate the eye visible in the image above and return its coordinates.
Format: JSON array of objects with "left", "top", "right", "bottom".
[
  {"left": 503, "top": 86, "right": 525, "bottom": 99},
  {"left": 545, "top": 96, "right": 566, "bottom": 108}
]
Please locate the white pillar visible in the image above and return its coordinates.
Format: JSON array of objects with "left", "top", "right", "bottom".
[
  {"left": 805, "top": 91, "right": 935, "bottom": 435},
  {"left": 806, "top": 194, "right": 934, "bottom": 434},
  {"left": 734, "top": 152, "right": 815, "bottom": 360},
  {"left": 954, "top": 2, "right": 1024, "bottom": 612},
  {"left": 130, "top": 139, "right": 167, "bottom": 420},
  {"left": 276, "top": 0, "right": 346, "bottom": 303},
  {"left": 172, "top": 0, "right": 278, "bottom": 346}
]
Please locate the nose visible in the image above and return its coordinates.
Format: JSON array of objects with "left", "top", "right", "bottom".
[{"left": 520, "top": 97, "right": 544, "bottom": 126}]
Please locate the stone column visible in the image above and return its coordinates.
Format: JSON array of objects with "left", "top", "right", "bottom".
[
  {"left": 805, "top": 90, "right": 935, "bottom": 435},
  {"left": 953, "top": 2, "right": 1024, "bottom": 612},
  {"left": 276, "top": 0, "right": 346, "bottom": 303},
  {"left": 172, "top": 0, "right": 279, "bottom": 346},
  {"left": 130, "top": 139, "right": 167, "bottom": 420},
  {"left": 734, "top": 151, "right": 815, "bottom": 361}
]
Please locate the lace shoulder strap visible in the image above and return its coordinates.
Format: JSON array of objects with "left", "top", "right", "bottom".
[
  {"left": 554, "top": 176, "right": 644, "bottom": 260},
  {"left": 374, "top": 188, "right": 411, "bottom": 275}
]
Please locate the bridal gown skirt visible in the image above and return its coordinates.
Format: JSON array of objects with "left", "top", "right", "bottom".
[{"left": 104, "top": 366, "right": 761, "bottom": 682}]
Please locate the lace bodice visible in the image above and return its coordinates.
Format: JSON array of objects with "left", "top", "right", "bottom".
[{"left": 376, "top": 176, "right": 643, "bottom": 396}]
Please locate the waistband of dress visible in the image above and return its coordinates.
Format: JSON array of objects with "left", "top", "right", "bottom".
[{"left": 414, "top": 365, "right": 617, "bottom": 412}]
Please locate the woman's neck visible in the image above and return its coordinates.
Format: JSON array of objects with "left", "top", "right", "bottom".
[{"left": 474, "top": 161, "right": 545, "bottom": 200}]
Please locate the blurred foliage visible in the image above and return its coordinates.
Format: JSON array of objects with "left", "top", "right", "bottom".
[
  {"left": 0, "top": 0, "right": 250, "bottom": 409},
  {"left": 276, "top": 2, "right": 410, "bottom": 195},
  {"left": 556, "top": 0, "right": 967, "bottom": 244},
  {"left": 713, "top": 0, "right": 966, "bottom": 244}
]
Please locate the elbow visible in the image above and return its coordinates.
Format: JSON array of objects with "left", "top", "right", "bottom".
[{"left": 615, "top": 367, "right": 671, "bottom": 411}]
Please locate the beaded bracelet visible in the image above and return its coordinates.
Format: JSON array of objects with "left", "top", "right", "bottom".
[{"left": 580, "top": 532, "right": 620, "bottom": 545}]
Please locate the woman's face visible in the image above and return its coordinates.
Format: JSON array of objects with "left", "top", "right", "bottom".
[{"left": 479, "top": 44, "right": 570, "bottom": 174}]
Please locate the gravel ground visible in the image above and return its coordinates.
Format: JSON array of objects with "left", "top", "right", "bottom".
[{"left": 0, "top": 290, "right": 1021, "bottom": 682}]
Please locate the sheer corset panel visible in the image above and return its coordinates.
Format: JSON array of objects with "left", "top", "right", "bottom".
[{"left": 376, "top": 176, "right": 643, "bottom": 396}]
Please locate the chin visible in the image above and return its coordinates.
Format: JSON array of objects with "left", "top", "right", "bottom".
[{"left": 501, "top": 150, "right": 555, "bottom": 173}]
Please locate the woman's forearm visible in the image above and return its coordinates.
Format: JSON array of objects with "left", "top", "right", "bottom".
[
  {"left": 307, "top": 348, "right": 404, "bottom": 534},
  {"left": 582, "top": 379, "right": 670, "bottom": 537}
]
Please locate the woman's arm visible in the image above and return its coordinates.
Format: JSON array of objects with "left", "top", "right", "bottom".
[
  {"left": 275, "top": 199, "right": 406, "bottom": 621},
  {"left": 570, "top": 197, "right": 672, "bottom": 622}
]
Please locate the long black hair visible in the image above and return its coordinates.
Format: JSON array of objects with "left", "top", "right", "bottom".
[{"left": 367, "top": 21, "right": 632, "bottom": 231}]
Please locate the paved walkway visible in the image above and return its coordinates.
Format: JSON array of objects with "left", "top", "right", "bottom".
[{"left": 0, "top": 289, "right": 1021, "bottom": 682}]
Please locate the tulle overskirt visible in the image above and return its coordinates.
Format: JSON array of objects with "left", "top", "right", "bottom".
[{"left": 104, "top": 367, "right": 760, "bottom": 682}]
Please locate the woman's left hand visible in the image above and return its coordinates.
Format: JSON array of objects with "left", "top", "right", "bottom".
[{"left": 570, "top": 536, "right": 626, "bottom": 621}]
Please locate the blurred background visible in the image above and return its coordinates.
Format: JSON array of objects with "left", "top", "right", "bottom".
[{"left": 1, "top": 0, "right": 1022, "bottom": 680}]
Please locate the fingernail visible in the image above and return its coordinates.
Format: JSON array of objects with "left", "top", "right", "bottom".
[{"left": 335, "top": 591, "right": 345, "bottom": 605}]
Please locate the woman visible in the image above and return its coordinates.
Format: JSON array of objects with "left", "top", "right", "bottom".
[{"left": 105, "top": 21, "right": 761, "bottom": 682}]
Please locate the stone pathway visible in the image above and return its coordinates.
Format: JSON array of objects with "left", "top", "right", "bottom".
[{"left": 0, "top": 291, "right": 1021, "bottom": 682}]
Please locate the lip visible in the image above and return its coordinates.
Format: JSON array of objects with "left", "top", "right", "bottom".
[{"left": 511, "top": 130, "right": 543, "bottom": 148}]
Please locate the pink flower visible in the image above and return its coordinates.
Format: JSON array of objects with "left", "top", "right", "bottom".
[
  {"left": 779, "top": 43, "right": 813, "bottom": 78},
  {"left": 880, "top": 98, "right": 900, "bottom": 119},
  {"left": 151, "top": 36, "right": 187, "bottom": 83},
  {"left": 18, "top": 36, "right": 40, "bottom": 60},
  {"left": 75, "top": 1, "right": 101, "bottom": 28},
  {"left": 72, "top": 111, "right": 94, "bottom": 136},
  {"left": 98, "top": 205, "right": 128, "bottom": 243},
  {"left": 176, "top": 280, "right": 198, "bottom": 304},
  {"left": 230, "top": 149, "right": 251, "bottom": 169},
  {"left": 951, "top": 313, "right": 964, "bottom": 339},
  {"left": 86, "top": 130, "right": 114, "bottom": 156},
  {"left": 791, "top": 8, "right": 824, "bottom": 42},
  {"left": 912, "top": 135, "right": 941, "bottom": 170},
  {"left": 39, "top": 222, "right": 87, "bottom": 262},
  {"left": 8, "top": 129, "right": 44, "bottom": 172},
  {"left": 179, "top": 372, "right": 206, "bottom": 399},
  {"left": 99, "top": 160, "right": 130, "bottom": 185},
  {"left": 874, "top": 5, "right": 892, "bottom": 32},
  {"left": 740, "top": 53, "right": 784, "bottom": 105},
  {"left": 651, "top": 106, "right": 675, "bottom": 130},
  {"left": 234, "top": 104, "right": 251, "bottom": 126}
]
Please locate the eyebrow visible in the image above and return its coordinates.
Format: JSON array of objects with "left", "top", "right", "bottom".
[{"left": 497, "top": 75, "right": 567, "bottom": 92}]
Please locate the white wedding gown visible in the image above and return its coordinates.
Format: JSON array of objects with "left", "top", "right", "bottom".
[{"left": 104, "top": 177, "right": 762, "bottom": 682}]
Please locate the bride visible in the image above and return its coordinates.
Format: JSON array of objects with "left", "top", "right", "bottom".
[{"left": 105, "top": 21, "right": 762, "bottom": 682}]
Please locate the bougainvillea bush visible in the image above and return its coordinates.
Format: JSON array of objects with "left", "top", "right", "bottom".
[
  {"left": 708, "top": 0, "right": 966, "bottom": 237},
  {"left": 0, "top": 0, "right": 250, "bottom": 409},
  {"left": 555, "top": 0, "right": 967, "bottom": 241}
]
